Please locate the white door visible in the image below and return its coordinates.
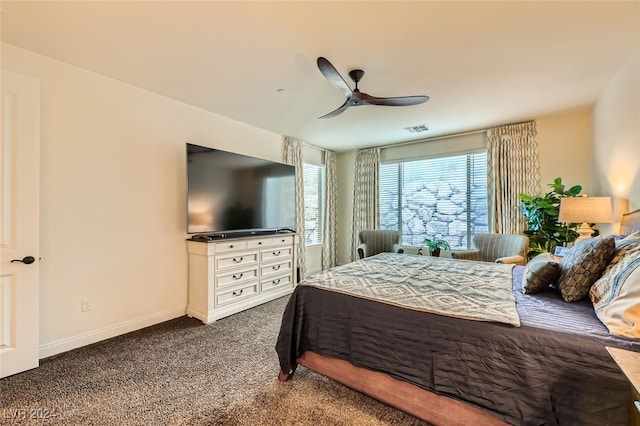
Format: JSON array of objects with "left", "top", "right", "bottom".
[{"left": 0, "top": 70, "right": 40, "bottom": 378}]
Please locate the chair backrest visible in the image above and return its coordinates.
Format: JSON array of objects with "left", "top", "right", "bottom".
[
  {"left": 472, "top": 233, "right": 529, "bottom": 262},
  {"left": 358, "top": 230, "right": 401, "bottom": 257}
]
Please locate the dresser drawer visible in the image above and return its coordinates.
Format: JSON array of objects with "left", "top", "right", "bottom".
[
  {"left": 216, "top": 282, "right": 258, "bottom": 307},
  {"left": 216, "top": 268, "right": 258, "bottom": 288},
  {"left": 247, "top": 237, "right": 273, "bottom": 249},
  {"left": 273, "top": 235, "right": 294, "bottom": 246},
  {"left": 261, "top": 273, "right": 293, "bottom": 292},
  {"left": 261, "top": 259, "right": 293, "bottom": 277},
  {"left": 216, "top": 240, "right": 247, "bottom": 253},
  {"left": 215, "top": 251, "right": 258, "bottom": 270},
  {"left": 261, "top": 246, "right": 293, "bottom": 262}
]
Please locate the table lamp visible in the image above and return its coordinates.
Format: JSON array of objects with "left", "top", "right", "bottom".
[{"left": 559, "top": 196, "right": 613, "bottom": 242}]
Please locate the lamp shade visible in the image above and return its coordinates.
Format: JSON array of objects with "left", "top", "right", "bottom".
[{"left": 559, "top": 196, "right": 614, "bottom": 224}]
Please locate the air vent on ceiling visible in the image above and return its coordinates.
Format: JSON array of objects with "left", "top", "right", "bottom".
[{"left": 404, "top": 124, "right": 429, "bottom": 133}]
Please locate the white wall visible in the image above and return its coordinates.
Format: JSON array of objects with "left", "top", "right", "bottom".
[
  {"left": 592, "top": 48, "right": 640, "bottom": 235},
  {"left": 335, "top": 112, "right": 595, "bottom": 266},
  {"left": 2, "top": 43, "right": 284, "bottom": 357}
]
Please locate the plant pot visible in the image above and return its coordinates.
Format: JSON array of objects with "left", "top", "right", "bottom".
[{"left": 430, "top": 248, "right": 441, "bottom": 257}]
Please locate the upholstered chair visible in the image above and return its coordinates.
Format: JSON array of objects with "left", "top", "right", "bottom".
[
  {"left": 451, "top": 233, "right": 529, "bottom": 266},
  {"left": 357, "top": 230, "right": 404, "bottom": 259}
]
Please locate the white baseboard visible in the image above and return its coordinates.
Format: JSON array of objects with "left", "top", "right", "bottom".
[{"left": 39, "top": 306, "right": 187, "bottom": 359}]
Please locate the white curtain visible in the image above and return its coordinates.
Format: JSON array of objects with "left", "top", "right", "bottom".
[
  {"left": 350, "top": 148, "right": 380, "bottom": 261},
  {"left": 322, "top": 149, "right": 338, "bottom": 270},
  {"left": 283, "top": 136, "right": 306, "bottom": 280},
  {"left": 487, "top": 121, "right": 540, "bottom": 234}
]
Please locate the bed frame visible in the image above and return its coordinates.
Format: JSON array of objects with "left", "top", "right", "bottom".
[
  {"left": 620, "top": 209, "right": 640, "bottom": 235},
  {"left": 279, "top": 352, "right": 508, "bottom": 426},
  {"left": 278, "top": 209, "right": 640, "bottom": 425}
]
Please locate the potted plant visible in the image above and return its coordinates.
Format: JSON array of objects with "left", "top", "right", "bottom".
[
  {"left": 519, "top": 177, "right": 593, "bottom": 259},
  {"left": 422, "top": 238, "right": 451, "bottom": 257}
]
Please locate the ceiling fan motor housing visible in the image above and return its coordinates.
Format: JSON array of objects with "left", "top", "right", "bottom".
[{"left": 348, "top": 69, "right": 365, "bottom": 84}]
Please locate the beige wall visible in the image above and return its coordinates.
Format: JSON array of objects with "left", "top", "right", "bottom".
[
  {"left": 536, "top": 107, "right": 593, "bottom": 194},
  {"left": 335, "top": 111, "right": 595, "bottom": 266},
  {"left": 592, "top": 48, "right": 640, "bottom": 235},
  {"left": 336, "top": 150, "right": 357, "bottom": 266},
  {"left": 3, "top": 43, "right": 284, "bottom": 356}
]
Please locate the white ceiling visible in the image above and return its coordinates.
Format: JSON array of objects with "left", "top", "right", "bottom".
[{"left": 2, "top": 1, "right": 639, "bottom": 152}]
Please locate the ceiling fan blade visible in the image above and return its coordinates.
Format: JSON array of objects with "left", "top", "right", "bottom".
[
  {"left": 317, "top": 57, "right": 352, "bottom": 98},
  {"left": 318, "top": 100, "right": 350, "bottom": 119},
  {"left": 363, "top": 94, "right": 429, "bottom": 107}
]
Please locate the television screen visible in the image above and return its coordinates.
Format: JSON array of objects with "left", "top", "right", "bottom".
[{"left": 186, "top": 143, "right": 296, "bottom": 235}]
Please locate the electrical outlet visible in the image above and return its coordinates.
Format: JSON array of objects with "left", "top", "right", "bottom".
[{"left": 81, "top": 298, "right": 92, "bottom": 312}]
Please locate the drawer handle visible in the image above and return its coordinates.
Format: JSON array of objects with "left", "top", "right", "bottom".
[
  {"left": 273, "top": 251, "right": 281, "bottom": 256},
  {"left": 281, "top": 239, "right": 286, "bottom": 243},
  {"left": 232, "top": 289, "right": 243, "bottom": 297},
  {"left": 272, "top": 278, "right": 281, "bottom": 285},
  {"left": 229, "top": 244, "right": 234, "bottom": 249},
  {"left": 258, "top": 241, "right": 262, "bottom": 245},
  {"left": 272, "top": 265, "right": 281, "bottom": 271},
  {"left": 232, "top": 273, "right": 243, "bottom": 280},
  {"left": 232, "top": 257, "right": 243, "bottom": 263}
]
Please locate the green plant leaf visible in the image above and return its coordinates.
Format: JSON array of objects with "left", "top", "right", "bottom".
[{"left": 520, "top": 177, "right": 582, "bottom": 257}]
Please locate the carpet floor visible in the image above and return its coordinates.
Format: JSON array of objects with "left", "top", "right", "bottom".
[{"left": 0, "top": 296, "right": 430, "bottom": 425}]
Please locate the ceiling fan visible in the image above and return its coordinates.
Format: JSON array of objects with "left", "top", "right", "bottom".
[{"left": 316, "top": 57, "right": 429, "bottom": 119}]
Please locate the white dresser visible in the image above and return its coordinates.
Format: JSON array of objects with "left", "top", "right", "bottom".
[{"left": 187, "top": 234, "right": 298, "bottom": 324}]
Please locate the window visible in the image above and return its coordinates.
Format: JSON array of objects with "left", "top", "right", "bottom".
[
  {"left": 379, "top": 152, "right": 488, "bottom": 249},
  {"left": 303, "top": 163, "right": 325, "bottom": 245}
]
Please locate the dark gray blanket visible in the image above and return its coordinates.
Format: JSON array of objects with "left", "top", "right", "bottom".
[{"left": 276, "top": 260, "right": 640, "bottom": 426}]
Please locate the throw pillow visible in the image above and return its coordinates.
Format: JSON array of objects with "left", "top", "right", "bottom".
[
  {"left": 589, "top": 245, "right": 640, "bottom": 338},
  {"left": 602, "top": 231, "right": 640, "bottom": 276},
  {"left": 522, "top": 253, "right": 560, "bottom": 294},
  {"left": 557, "top": 237, "right": 615, "bottom": 302}
]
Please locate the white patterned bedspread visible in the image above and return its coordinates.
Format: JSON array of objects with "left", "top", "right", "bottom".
[{"left": 302, "top": 253, "right": 520, "bottom": 327}]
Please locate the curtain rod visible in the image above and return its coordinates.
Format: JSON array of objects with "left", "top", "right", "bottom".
[
  {"left": 284, "top": 135, "right": 325, "bottom": 152},
  {"left": 379, "top": 128, "right": 486, "bottom": 150}
]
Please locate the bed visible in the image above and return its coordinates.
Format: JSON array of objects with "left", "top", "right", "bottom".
[{"left": 276, "top": 210, "right": 640, "bottom": 425}]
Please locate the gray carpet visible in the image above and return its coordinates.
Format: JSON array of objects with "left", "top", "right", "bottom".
[{"left": 0, "top": 296, "right": 430, "bottom": 425}]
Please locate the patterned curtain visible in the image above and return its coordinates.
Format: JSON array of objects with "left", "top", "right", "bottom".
[
  {"left": 322, "top": 149, "right": 338, "bottom": 270},
  {"left": 350, "top": 148, "right": 380, "bottom": 261},
  {"left": 283, "top": 136, "right": 306, "bottom": 280},
  {"left": 487, "top": 121, "right": 540, "bottom": 234}
]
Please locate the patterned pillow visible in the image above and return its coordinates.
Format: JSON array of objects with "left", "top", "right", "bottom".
[
  {"left": 522, "top": 253, "right": 560, "bottom": 294},
  {"left": 589, "top": 245, "right": 640, "bottom": 338},
  {"left": 603, "top": 231, "right": 640, "bottom": 276},
  {"left": 557, "top": 237, "right": 615, "bottom": 302}
]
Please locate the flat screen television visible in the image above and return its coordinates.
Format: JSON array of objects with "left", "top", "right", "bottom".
[{"left": 186, "top": 143, "right": 296, "bottom": 235}]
